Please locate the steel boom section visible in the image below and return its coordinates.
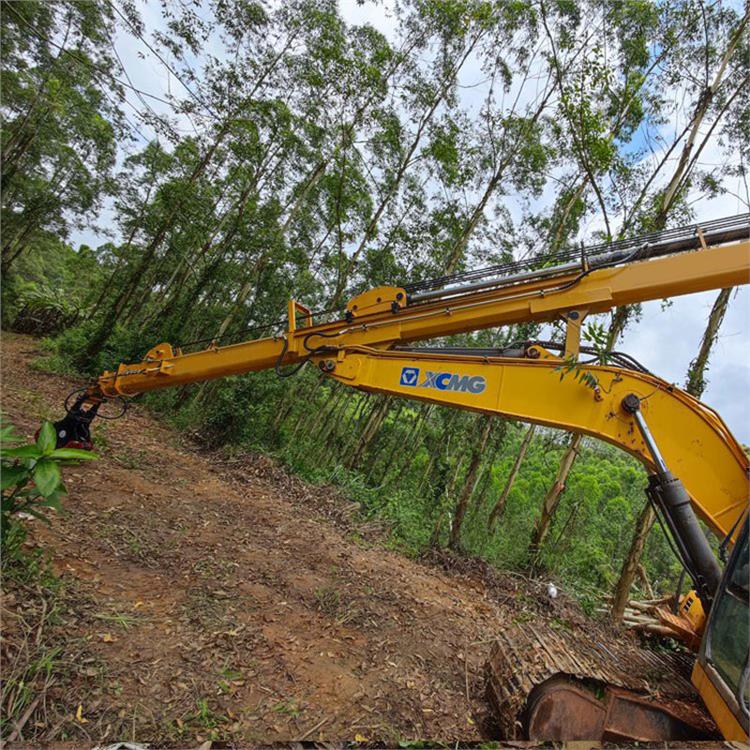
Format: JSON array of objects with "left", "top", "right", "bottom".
[
  {"left": 97, "top": 240, "right": 750, "bottom": 399},
  {"left": 323, "top": 347, "right": 748, "bottom": 540}
]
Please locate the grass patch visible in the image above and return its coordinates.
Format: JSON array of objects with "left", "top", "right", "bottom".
[
  {"left": 0, "top": 526, "right": 105, "bottom": 742},
  {"left": 92, "top": 610, "right": 141, "bottom": 629}
]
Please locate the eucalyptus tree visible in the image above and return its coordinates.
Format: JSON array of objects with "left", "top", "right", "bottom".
[
  {"left": 339, "top": 0, "right": 552, "bottom": 475},
  {"left": 326, "top": 0, "right": 498, "bottom": 307},
  {"left": 1, "top": 0, "right": 124, "bottom": 275},
  {"left": 521, "top": 0, "right": 749, "bottom": 569},
  {"left": 685, "top": 289, "right": 735, "bottom": 397}
]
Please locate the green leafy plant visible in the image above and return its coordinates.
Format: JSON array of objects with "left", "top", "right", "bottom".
[
  {"left": 11, "top": 283, "right": 80, "bottom": 336},
  {"left": 187, "top": 697, "right": 226, "bottom": 729},
  {"left": 1, "top": 417, "right": 96, "bottom": 535},
  {"left": 583, "top": 321, "right": 611, "bottom": 364},
  {"left": 554, "top": 321, "right": 612, "bottom": 390},
  {"left": 554, "top": 356, "right": 600, "bottom": 390}
]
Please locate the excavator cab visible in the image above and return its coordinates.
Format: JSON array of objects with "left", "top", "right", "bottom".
[{"left": 693, "top": 516, "right": 750, "bottom": 739}]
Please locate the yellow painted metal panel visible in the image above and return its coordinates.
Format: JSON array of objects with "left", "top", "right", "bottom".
[
  {"left": 692, "top": 662, "right": 747, "bottom": 741},
  {"left": 325, "top": 347, "right": 748, "bottom": 540},
  {"left": 97, "top": 240, "right": 750, "bottom": 399}
]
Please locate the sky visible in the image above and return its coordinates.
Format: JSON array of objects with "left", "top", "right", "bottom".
[{"left": 70, "top": 0, "right": 750, "bottom": 444}]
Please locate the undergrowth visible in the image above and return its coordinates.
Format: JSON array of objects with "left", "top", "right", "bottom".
[{"left": 1, "top": 524, "right": 64, "bottom": 741}]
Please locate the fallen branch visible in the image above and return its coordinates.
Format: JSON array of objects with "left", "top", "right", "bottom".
[
  {"left": 627, "top": 624, "right": 677, "bottom": 638},
  {"left": 299, "top": 716, "right": 328, "bottom": 740},
  {"left": 7, "top": 695, "right": 41, "bottom": 742},
  {"left": 623, "top": 613, "right": 661, "bottom": 625}
]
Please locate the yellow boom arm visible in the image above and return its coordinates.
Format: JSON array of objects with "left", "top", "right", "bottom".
[
  {"left": 95, "top": 234, "right": 749, "bottom": 400},
  {"left": 320, "top": 344, "right": 748, "bottom": 540}
]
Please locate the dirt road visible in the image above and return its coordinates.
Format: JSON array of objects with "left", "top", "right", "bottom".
[{"left": 3, "top": 333, "right": 565, "bottom": 744}]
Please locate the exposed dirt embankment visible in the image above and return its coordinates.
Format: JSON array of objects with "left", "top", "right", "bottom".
[{"left": 0, "top": 333, "right": 602, "bottom": 745}]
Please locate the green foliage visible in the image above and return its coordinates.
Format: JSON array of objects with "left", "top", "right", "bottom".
[
  {"left": 582, "top": 321, "right": 610, "bottom": 362},
  {"left": 0, "top": 416, "right": 96, "bottom": 542},
  {"left": 553, "top": 322, "right": 613, "bottom": 389},
  {"left": 554, "top": 356, "right": 600, "bottom": 390},
  {"left": 1, "top": 235, "right": 101, "bottom": 329}
]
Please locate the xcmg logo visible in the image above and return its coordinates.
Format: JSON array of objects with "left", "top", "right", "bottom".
[{"left": 399, "top": 367, "right": 486, "bottom": 394}]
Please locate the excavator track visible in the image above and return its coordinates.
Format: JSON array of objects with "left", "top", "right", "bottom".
[{"left": 486, "top": 620, "right": 718, "bottom": 741}]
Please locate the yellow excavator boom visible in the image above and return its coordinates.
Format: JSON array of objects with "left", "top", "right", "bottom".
[
  {"left": 319, "top": 344, "right": 748, "bottom": 540},
  {"left": 94, "top": 231, "right": 749, "bottom": 400}
]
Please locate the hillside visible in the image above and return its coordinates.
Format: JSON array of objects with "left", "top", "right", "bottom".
[{"left": 2, "top": 332, "right": 581, "bottom": 744}]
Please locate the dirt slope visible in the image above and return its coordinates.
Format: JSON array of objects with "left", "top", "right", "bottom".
[
  {"left": 10, "top": 333, "right": 692, "bottom": 747},
  {"left": 4, "top": 333, "right": 540, "bottom": 744}
]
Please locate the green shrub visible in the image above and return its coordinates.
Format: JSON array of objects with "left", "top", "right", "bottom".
[
  {"left": 1, "top": 417, "right": 96, "bottom": 544},
  {"left": 11, "top": 283, "right": 79, "bottom": 336}
]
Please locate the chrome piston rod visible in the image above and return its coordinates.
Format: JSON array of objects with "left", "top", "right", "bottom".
[{"left": 623, "top": 394, "right": 723, "bottom": 609}]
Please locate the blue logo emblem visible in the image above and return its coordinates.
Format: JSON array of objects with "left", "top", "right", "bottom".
[
  {"left": 400, "top": 367, "right": 420, "bottom": 386},
  {"left": 398, "top": 366, "right": 486, "bottom": 394}
]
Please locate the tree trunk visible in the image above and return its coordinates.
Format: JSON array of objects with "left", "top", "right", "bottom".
[
  {"left": 286, "top": 375, "right": 327, "bottom": 440},
  {"left": 431, "top": 451, "right": 465, "bottom": 549},
  {"left": 380, "top": 403, "right": 432, "bottom": 484},
  {"left": 488, "top": 423, "right": 536, "bottom": 530},
  {"left": 364, "top": 402, "right": 407, "bottom": 481},
  {"left": 448, "top": 416, "right": 493, "bottom": 551},
  {"left": 329, "top": 33, "right": 483, "bottom": 308},
  {"left": 346, "top": 396, "right": 392, "bottom": 469},
  {"left": 417, "top": 411, "right": 459, "bottom": 494},
  {"left": 297, "top": 384, "right": 345, "bottom": 455},
  {"left": 685, "top": 287, "right": 733, "bottom": 398},
  {"left": 82, "top": 122, "right": 231, "bottom": 360},
  {"left": 529, "top": 433, "right": 582, "bottom": 558},
  {"left": 611, "top": 501, "right": 656, "bottom": 624},
  {"left": 312, "top": 391, "right": 353, "bottom": 462},
  {"left": 637, "top": 563, "right": 654, "bottom": 599},
  {"left": 655, "top": 14, "right": 749, "bottom": 226}
]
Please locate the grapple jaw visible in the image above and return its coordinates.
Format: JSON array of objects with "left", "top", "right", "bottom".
[{"left": 52, "top": 394, "right": 101, "bottom": 450}]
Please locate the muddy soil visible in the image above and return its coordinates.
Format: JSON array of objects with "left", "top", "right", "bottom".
[{"left": 0, "top": 333, "right": 623, "bottom": 745}]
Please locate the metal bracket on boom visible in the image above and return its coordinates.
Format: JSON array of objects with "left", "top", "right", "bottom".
[
  {"left": 345, "top": 286, "right": 407, "bottom": 322},
  {"left": 562, "top": 308, "right": 588, "bottom": 359},
  {"left": 287, "top": 300, "right": 313, "bottom": 334}
]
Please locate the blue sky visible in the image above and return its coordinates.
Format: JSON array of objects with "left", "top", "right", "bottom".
[{"left": 70, "top": 0, "right": 750, "bottom": 443}]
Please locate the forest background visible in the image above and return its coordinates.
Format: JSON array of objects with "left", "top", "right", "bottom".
[{"left": 2, "top": 0, "right": 749, "bottom": 614}]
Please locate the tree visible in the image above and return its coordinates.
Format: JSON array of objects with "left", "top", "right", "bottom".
[
  {"left": 685, "top": 288, "right": 734, "bottom": 397},
  {"left": 488, "top": 424, "right": 536, "bottom": 530},
  {"left": 1, "top": 0, "right": 124, "bottom": 275},
  {"left": 448, "top": 415, "right": 493, "bottom": 550},
  {"left": 529, "top": 433, "right": 582, "bottom": 561}
]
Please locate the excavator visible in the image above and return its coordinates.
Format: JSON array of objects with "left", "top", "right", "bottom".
[{"left": 51, "top": 214, "right": 749, "bottom": 741}]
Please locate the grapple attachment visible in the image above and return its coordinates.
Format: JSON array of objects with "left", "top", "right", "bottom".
[{"left": 52, "top": 394, "right": 101, "bottom": 450}]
